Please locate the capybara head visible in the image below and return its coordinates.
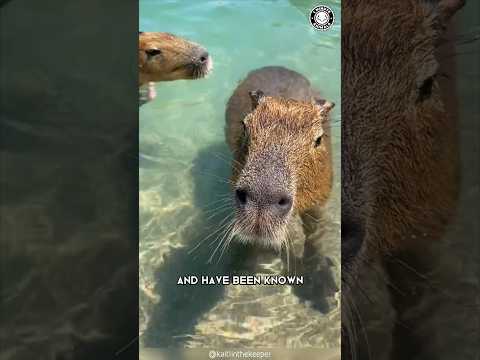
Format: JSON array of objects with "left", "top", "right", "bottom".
[
  {"left": 341, "top": 0, "right": 463, "bottom": 271},
  {"left": 342, "top": 1, "right": 464, "bottom": 356},
  {"left": 231, "top": 91, "right": 334, "bottom": 250},
  {"left": 138, "top": 32, "right": 212, "bottom": 85}
]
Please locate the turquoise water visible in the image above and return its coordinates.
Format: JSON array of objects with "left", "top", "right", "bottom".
[{"left": 139, "top": 0, "right": 341, "bottom": 351}]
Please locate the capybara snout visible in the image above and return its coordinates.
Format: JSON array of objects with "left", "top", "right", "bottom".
[
  {"left": 234, "top": 151, "right": 295, "bottom": 247},
  {"left": 234, "top": 155, "right": 294, "bottom": 218},
  {"left": 196, "top": 49, "right": 210, "bottom": 65}
]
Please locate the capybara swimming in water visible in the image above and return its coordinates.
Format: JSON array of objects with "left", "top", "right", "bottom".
[
  {"left": 139, "top": 32, "right": 212, "bottom": 104},
  {"left": 224, "top": 66, "right": 335, "bottom": 251},
  {"left": 342, "top": 0, "right": 466, "bottom": 358}
]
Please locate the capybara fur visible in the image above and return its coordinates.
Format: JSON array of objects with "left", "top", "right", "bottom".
[
  {"left": 138, "top": 32, "right": 212, "bottom": 86},
  {"left": 225, "top": 66, "right": 334, "bottom": 251},
  {"left": 342, "top": 0, "right": 465, "bottom": 358}
]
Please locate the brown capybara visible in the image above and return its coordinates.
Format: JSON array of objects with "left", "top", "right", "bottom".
[
  {"left": 342, "top": 0, "right": 466, "bottom": 358},
  {"left": 224, "top": 66, "right": 334, "bottom": 252},
  {"left": 139, "top": 32, "right": 212, "bottom": 104}
]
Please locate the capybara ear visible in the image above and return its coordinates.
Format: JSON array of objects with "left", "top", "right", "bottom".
[
  {"left": 139, "top": 31, "right": 143, "bottom": 34},
  {"left": 421, "top": 0, "right": 465, "bottom": 45},
  {"left": 315, "top": 98, "right": 335, "bottom": 113},
  {"left": 437, "top": 0, "right": 466, "bottom": 22},
  {"left": 249, "top": 90, "right": 265, "bottom": 110},
  {"left": 423, "top": 0, "right": 465, "bottom": 23}
]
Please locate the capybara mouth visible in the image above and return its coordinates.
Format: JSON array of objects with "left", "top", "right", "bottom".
[
  {"left": 232, "top": 208, "right": 291, "bottom": 251},
  {"left": 234, "top": 223, "right": 287, "bottom": 251}
]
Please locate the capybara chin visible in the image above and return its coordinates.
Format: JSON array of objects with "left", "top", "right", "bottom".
[
  {"left": 225, "top": 66, "right": 334, "bottom": 251},
  {"left": 138, "top": 32, "right": 212, "bottom": 86}
]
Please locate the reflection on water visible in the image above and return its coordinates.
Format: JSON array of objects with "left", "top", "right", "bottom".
[{"left": 139, "top": 0, "right": 341, "bottom": 351}]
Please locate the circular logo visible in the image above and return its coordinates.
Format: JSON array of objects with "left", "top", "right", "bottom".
[
  {"left": 208, "top": 350, "right": 216, "bottom": 359},
  {"left": 310, "top": 5, "right": 335, "bottom": 31}
]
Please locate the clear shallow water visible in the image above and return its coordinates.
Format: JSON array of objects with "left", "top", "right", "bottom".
[{"left": 139, "top": 0, "right": 341, "bottom": 351}]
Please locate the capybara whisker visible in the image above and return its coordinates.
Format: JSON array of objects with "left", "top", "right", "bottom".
[
  {"left": 201, "top": 196, "right": 233, "bottom": 211},
  {"left": 195, "top": 170, "right": 235, "bottom": 186},
  {"left": 202, "top": 197, "right": 233, "bottom": 212},
  {"left": 303, "top": 212, "right": 321, "bottom": 224},
  {"left": 203, "top": 201, "right": 232, "bottom": 215},
  {"left": 204, "top": 223, "right": 235, "bottom": 263},
  {"left": 208, "top": 220, "right": 235, "bottom": 264},
  {"left": 211, "top": 152, "right": 243, "bottom": 172},
  {"left": 282, "top": 230, "right": 291, "bottom": 274},
  {"left": 189, "top": 214, "right": 234, "bottom": 255},
  {"left": 217, "top": 225, "right": 238, "bottom": 264},
  {"left": 205, "top": 204, "right": 233, "bottom": 222}
]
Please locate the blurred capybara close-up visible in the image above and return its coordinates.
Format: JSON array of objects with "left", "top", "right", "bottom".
[{"left": 341, "top": 0, "right": 472, "bottom": 359}]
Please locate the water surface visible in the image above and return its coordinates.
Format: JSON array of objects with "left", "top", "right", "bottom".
[{"left": 139, "top": 0, "right": 341, "bottom": 351}]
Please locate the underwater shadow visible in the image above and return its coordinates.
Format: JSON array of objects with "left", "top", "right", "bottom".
[
  {"left": 289, "top": 215, "right": 339, "bottom": 314},
  {"left": 142, "top": 141, "right": 254, "bottom": 347}
]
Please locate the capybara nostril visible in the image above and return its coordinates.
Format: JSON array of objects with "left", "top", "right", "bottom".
[
  {"left": 199, "top": 51, "right": 209, "bottom": 63},
  {"left": 235, "top": 188, "right": 249, "bottom": 206},
  {"left": 274, "top": 194, "right": 293, "bottom": 217},
  {"left": 235, "top": 186, "right": 292, "bottom": 217}
]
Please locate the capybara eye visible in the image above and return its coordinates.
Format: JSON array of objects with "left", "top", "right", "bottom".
[
  {"left": 417, "top": 76, "right": 434, "bottom": 103},
  {"left": 145, "top": 49, "right": 161, "bottom": 57},
  {"left": 314, "top": 135, "right": 323, "bottom": 148}
]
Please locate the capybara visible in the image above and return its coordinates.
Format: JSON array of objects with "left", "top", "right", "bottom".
[
  {"left": 139, "top": 31, "right": 212, "bottom": 85},
  {"left": 138, "top": 32, "right": 212, "bottom": 104},
  {"left": 342, "top": 0, "right": 465, "bottom": 358},
  {"left": 224, "top": 66, "right": 335, "bottom": 252}
]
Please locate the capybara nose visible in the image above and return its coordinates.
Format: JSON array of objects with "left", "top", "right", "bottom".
[
  {"left": 235, "top": 188, "right": 249, "bottom": 206},
  {"left": 271, "top": 193, "right": 293, "bottom": 217},
  {"left": 198, "top": 50, "right": 209, "bottom": 64},
  {"left": 235, "top": 188, "right": 293, "bottom": 218}
]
